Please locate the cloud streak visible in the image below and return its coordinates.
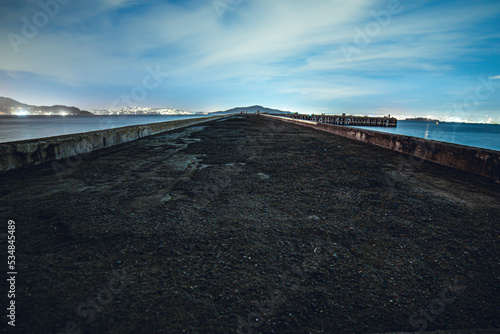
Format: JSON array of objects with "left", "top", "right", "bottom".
[{"left": 0, "top": 0, "right": 499, "bottom": 121}]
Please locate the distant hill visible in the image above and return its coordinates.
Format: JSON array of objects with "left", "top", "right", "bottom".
[
  {"left": 210, "top": 105, "right": 293, "bottom": 115},
  {"left": 405, "top": 117, "right": 440, "bottom": 122},
  {"left": 0, "top": 97, "right": 91, "bottom": 115}
]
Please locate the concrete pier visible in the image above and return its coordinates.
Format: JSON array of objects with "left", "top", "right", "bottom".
[
  {"left": 264, "top": 114, "right": 500, "bottom": 182},
  {"left": 1, "top": 115, "right": 498, "bottom": 333},
  {"left": 0, "top": 115, "right": 229, "bottom": 173},
  {"left": 271, "top": 112, "right": 398, "bottom": 127}
]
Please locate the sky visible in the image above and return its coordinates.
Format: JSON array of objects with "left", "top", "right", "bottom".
[{"left": 1, "top": 0, "right": 500, "bottom": 121}]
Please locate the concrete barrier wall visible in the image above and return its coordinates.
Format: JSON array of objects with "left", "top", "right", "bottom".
[
  {"left": 0, "top": 115, "right": 230, "bottom": 173},
  {"left": 264, "top": 115, "right": 500, "bottom": 182}
]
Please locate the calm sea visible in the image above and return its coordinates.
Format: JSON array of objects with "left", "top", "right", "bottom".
[
  {"left": 353, "top": 121, "right": 500, "bottom": 152},
  {"left": 0, "top": 115, "right": 206, "bottom": 143},
  {"left": 0, "top": 116, "right": 499, "bottom": 152}
]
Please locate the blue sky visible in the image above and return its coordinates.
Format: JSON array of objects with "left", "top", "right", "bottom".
[{"left": 1, "top": 0, "right": 500, "bottom": 121}]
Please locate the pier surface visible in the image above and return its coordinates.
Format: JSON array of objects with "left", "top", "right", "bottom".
[{"left": 1, "top": 115, "right": 499, "bottom": 333}]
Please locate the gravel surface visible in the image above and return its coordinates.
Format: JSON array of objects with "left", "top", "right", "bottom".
[{"left": 1, "top": 115, "right": 499, "bottom": 333}]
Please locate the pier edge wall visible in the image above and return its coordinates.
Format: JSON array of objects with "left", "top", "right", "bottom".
[
  {"left": 0, "top": 115, "right": 230, "bottom": 173},
  {"left": 264, "top": 114, "right": 500, "bottom": 182}
]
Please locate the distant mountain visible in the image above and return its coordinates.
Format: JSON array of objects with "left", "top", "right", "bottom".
[
  {"left": 210, "top": 105, "right": 293, "bottom": 115},
  {"left": 405, "top": 117, "right": 440, "bottom": 122},
  {"left": 0, "top": 97, "right": 91, "bottom": 115}
]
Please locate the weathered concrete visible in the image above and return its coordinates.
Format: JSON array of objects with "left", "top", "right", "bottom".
[
  {"left": 0, "top": 115, "right": 231, "bottom": 173},
  {"left": 264, "top": 114, "right": 500, "bottom": 182},
  {"left": 1, "top": 115, "right": 498, "bottom": 333}
]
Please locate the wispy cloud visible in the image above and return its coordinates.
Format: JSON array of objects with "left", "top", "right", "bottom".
[{"left": 0, "top": 0, "right": 499, "bottom": 120}]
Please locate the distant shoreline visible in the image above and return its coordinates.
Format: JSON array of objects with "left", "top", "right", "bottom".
[
  {"left": 0, "top": 114, "right": 498, "bottom": 125},
  {"left": 0, "top": 113, "right": 205, "bottom": 117}
]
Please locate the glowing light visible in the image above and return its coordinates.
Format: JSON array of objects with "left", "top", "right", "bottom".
[{"left": 14, "top": 110, "right": 29, "bottom": 116}]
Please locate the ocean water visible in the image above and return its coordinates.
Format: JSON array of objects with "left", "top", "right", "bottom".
[
  {"left": 353, "top": 120, "right": 500, "bottom": 152},
  {"left": 0, "top": 116, "right": 499, "bottom": 152},
  {"left": 0, "top": 115, "right": 206, "bottom": 143}
]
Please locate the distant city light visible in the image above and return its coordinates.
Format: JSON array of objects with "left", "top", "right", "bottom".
[{"left": 14, "top": 110, "right": 28, "bottom": 116}]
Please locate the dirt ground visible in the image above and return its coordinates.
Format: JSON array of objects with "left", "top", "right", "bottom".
[{"left": 1, "top": 115, "right": 499, "bottom": 333}]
